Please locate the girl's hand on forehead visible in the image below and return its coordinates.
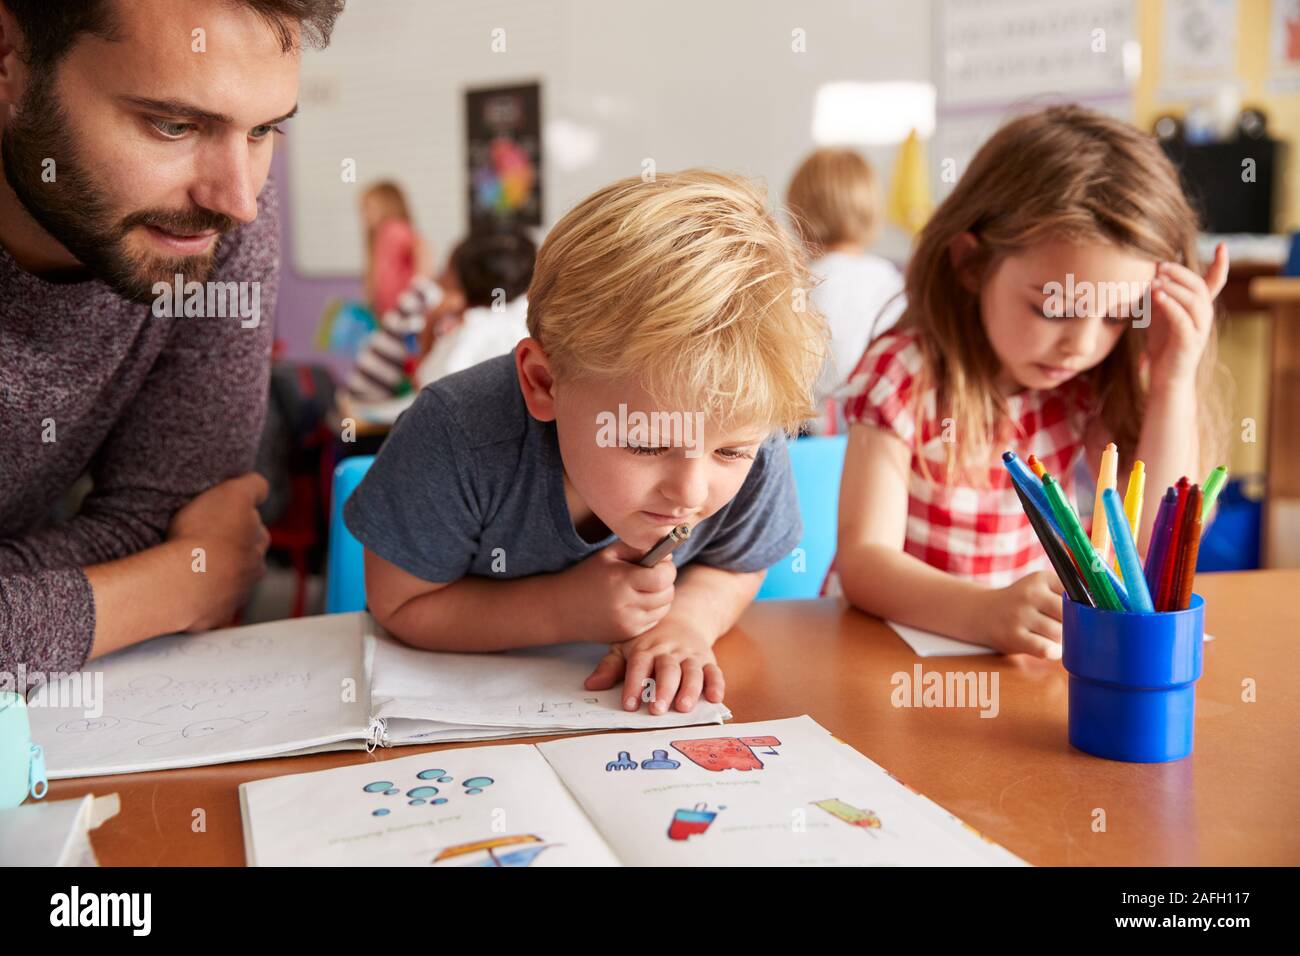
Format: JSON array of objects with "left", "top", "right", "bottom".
[{"left": 1145, "top": 242, "right": 1229, "bottom": 391}]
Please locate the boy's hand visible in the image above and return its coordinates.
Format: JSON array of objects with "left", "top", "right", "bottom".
[
  {"left": 555, "top": 541, "right": 676, "bottom": 642},
  {"left": 972, "top": 570, "right": 1064, "bottom": 659},
  {"left": 1146, "top": 242, "right": 1228, "bottom": 392},
  {"left": 584, "top": 622, "right": 725, "bottom": 714}
]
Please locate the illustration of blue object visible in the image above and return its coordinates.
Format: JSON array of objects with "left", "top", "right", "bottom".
[
  {"left": 641, "top": 749, "right": 680, "bottom": 770},
  {"left": 605, "top": 751, "right": 637, "bottom": 771}
]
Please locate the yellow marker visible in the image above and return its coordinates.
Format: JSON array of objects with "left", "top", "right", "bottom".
[
  {"left": 1091, "top": 443, "right": 1118, "bottom": 565},
  {"left": 1115, "top": 460, "right": 1145, "bottom": 577}
]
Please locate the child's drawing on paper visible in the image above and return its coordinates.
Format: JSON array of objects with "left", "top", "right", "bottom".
[
  {"left": 433, "top": 835, "right": 557, "bottom": 867},
  {"left": 362, "top": 769, "right": 494, "bottom": 815},
  {"left": 641, "top": 749, "right": 679, "bottom": 769},
  {"left": 604, "top": 749, "right": 682, "bottom": 771},
  {"left": 605, "top": 751, "right": 637, "bottom": 771},
  {"left": 813, "top": 798, "right": 882, "bottom": 833},
  {"left": 670, "top": 735, "right": 781, "bottom": 772},
  {"left": 667, "top": 803, "right": 724, "bottom": 841}
]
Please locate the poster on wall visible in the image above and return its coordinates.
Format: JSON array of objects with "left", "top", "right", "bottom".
[
  {"left": 465, "top": 82, "right": 543, "bottom": 231},
  {"left": 1270, "top": 0, "right": 1300, "bottom": 91},
  {"left": 1161, "top": 0, "right": 1238, "bottom": 95}
]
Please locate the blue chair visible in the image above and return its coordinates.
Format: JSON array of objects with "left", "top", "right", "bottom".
[
  {"left": 325, "top": 455, "right": 375, "bottom": 613},
  {"left": 756, "top": 435, "right": 848, "bottom": 601}
]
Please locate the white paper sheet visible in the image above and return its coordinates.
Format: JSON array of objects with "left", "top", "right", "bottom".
[
  {"left": 241, "top": 744, "right": 620, "bottom": 866},
  {"left": 368, "top": 623, "right": 732, "bottom": 737},
  {"left": 536, "top": 715, "right": 1027, "bottom": 866},
  {"left": 29, "top": 614, "right": 373, "bottom": 778},
  {"left": 887, "top": 621, "right": 1215, "bottom": 657},
  {"left": 0, "top": 793, "right": 118, "bottom": 866}
]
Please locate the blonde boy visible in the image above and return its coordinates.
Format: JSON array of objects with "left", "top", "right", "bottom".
[{"left": 344, "top": 170, "right": 826, "bottom": 714}]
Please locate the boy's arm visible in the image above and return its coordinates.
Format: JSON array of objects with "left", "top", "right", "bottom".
[
  {"left": 364, "top": 540, "right": 678, "bottom": 652},
  {"left": 364, "top": 548, "right": 564, "bottom": 651}
]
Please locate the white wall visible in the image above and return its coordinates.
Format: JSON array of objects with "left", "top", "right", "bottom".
[{"left": 288, "top": 0, "right": 931, "bottom": 274}]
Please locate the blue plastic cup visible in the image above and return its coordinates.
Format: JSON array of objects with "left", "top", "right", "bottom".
[{"left": 1061, "top": 594, "right": 1204, "bottom": 763}]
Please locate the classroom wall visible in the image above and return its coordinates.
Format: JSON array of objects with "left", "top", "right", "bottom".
[
  {"left": 1134, "top": 0, "right": 1298, "bottom": 231},
  {"left": 1132, "top": 0, "right": 1292, "bottom": 481},
  {"left": 270, "top": 0, "right": 931, "bottom": 367}
]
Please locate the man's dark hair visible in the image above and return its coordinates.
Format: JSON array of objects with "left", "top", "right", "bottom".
[
  {"left": 450, "top": 229, "right": 538, "bottom": 308},
  {"left": 5, "top": 0, "right": 345, "bottom": 69}
]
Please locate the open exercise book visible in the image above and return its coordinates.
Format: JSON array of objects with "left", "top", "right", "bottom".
[
  {"left": 240, "top": 715, "right": 1025, "bottom": 866},
  {"left": 29, "top": 613, "right": 729, "bottom": 779}
]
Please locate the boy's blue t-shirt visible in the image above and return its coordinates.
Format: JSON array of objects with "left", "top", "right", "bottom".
[{"left": 343, "top": 354, "right": 802, "bottom": 583}]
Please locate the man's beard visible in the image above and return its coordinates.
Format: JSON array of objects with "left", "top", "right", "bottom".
[{"left": 1, "top": 72, "right": 235, "bottom": 303}]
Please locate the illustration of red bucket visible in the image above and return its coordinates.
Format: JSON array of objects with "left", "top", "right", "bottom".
[{"left": 667, "top": 803, "right": 718, "bottom": 841}]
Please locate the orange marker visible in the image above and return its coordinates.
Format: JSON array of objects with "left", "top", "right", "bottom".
[
  {"left": 1172, "top": 486, "right": 1203, "bottom": 611},
  {"left": 1027, "top": 454, "right": 1047, "bottom": 479}
]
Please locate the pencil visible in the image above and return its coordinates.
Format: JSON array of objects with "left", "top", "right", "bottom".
[
  {"left": 1011, "top": 480, "right": 1095, "bottom": 606},
  {"left": 638, "top": 523, "right": 691, "bottom": 567}
]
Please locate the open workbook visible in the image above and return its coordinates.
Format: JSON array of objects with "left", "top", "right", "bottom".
[
  {"left": 240, "top": 715, "right": 1026, "bottom": 866},
  {"left": 28, "top": 613, "right": 729, "bottom": 779}
]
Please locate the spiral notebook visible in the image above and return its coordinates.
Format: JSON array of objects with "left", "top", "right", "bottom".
[
  {"left": 28, "top": 613, "right": 730, "bottom": 779},
  {"left": 240, "top": 715, "right": 1027, "bottom": 866}
]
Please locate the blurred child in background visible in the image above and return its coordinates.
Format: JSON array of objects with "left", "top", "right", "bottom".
[{"left": 786, "top": 148, "right": 905, "bottom": 431}]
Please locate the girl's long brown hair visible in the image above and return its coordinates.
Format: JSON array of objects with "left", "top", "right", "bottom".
[{"left": 900, "top": 104, "right": 1228, "bottom": 483}]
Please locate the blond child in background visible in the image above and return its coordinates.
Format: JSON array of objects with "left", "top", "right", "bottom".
[
  {"left": 834, "top": 105, "right": 1229, "bottom": 658},
  {"left": 786, "top": 147, "right": 905, "bottom": 430},
  {"left": 345, "top": 171, "right": 827, "bottom": 713}
]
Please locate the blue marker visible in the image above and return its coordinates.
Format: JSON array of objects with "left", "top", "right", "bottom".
[
  {"left": 1003, "top": 452, "right": 1133, "bottom": 610},
  {"left": 1103, "top": 488, "right": 1153, "bottom": 612}
]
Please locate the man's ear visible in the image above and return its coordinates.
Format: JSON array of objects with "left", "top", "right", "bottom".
[
  {"left": 946, "top": 232, "right": 983, "bottom": 293},
  {"left": 514, "top": 337, "right": 558, "bottom": 422}
]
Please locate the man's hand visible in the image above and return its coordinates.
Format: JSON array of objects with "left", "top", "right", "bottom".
[
  {"left": 584, "top": 621, "right": 725, "bottom": 714},
  {"left": 553, "top": 541, "right": 676, "bottom": 642},
  {"left": 166, "top": 473, "right": 270, "bottom": 631}
]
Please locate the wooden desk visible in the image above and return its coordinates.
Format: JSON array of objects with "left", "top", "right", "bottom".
[{"left": 48, "top": 570, "right": 1300, "bottom": 866}]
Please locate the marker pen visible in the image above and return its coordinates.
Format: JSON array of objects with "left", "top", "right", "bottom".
[{"left": 638, "top": 523, "right": 691, "bottom": 567}]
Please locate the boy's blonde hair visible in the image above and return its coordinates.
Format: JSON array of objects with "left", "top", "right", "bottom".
[
  {"left": 526, "top": 169, "right": 828, "bottom": 433},
  {"left": 785, "top": 148, "right": 881, "bottom": 253}
]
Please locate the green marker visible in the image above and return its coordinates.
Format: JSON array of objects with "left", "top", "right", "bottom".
[
  {"left": 1201, "top": 465, "right": 1228, "bottom": 521},
  {"left": 1042, "top": 475, "right": 1123, "bottom": 611}
]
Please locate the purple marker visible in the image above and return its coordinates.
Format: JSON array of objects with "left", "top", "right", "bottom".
[{"left": 1143, "top": 488, "right": 1177, "bottom": 600}]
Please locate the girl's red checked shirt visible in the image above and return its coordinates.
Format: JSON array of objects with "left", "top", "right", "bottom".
[{"left": 832, "top": 329, "right": 1095, "bottom": 589}]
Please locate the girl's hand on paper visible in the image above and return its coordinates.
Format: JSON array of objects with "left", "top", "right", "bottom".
[
  {"left": 584, "top": 625, "right": 724, "bottom": 714},
  {"left": 1145, "top": 243, "right": 1227, "bottom": 392},
  {"left": 557, "top": 541, "right": 676, "bottom": 642},
  {"left": 973, "top": 570, "right": 1064, "bottom": 659}
]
